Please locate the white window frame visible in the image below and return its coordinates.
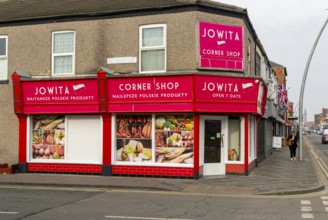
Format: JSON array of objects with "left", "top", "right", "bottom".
[
  {"left": 139, "top": 24, "right": 167, "bottom": 73},
  {"left": 0, "top": 35, "right": 8, "bottom": 81},
  {"left": 51, "top": 31, "right": 76, "bottom": 76},
  {"left": 27, "top": 115, "right": 103, "bottom": 164},
  {"left": 226, "top": 116, "right": 245, "bottom": 164},
  {"left": 248, "top": 115, "right": 256, "bottom": 162},
  {"left": 247, "top": 39, "right": 251, "bottom": 75},
  {"left": 111, "top": 113, "right": 193, "bottom": 168}
]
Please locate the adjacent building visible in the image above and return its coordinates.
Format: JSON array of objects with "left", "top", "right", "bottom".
[
  {"left": 270, "top": 61, "right": 289, "bottom": 142},
  {"left": 315, "top": 108, "right": 328, "bottom": 128}
]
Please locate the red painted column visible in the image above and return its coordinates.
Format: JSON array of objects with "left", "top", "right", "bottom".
[
  {"left": 97, "top": 68, "right": 108, "bottom": 113},
  {"left": 192, "top": 75, "right": 200, "bottom": 179},
  {"left": 193, "top": 113, "right": 200, "bottom": 179},
  {"left": 244, "top": 114, "right": 249, "bottom": 175},
  {"left": 11, "top": 72, "right": 23, "bottom": 114},
  {"left": 12, "top": 72, "right": 27, "bottom": 172},
  {"left": 97, "top": 68, "right": 112, "bottom": 175},
  {"left": 102, "top": 114, "right": 112, "bottom": 175},
  {"left": 18, "top": 114, "right": 27, "bottom": 172}
]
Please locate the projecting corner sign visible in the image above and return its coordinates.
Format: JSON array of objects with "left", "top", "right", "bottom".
[{"left": 199, "top": 21, "right": 243, "bottom": 70}]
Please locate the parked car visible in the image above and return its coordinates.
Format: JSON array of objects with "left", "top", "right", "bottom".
[
  {"left": 322, "top": 129, "right": 328, "bottom": 144},
  {"left": 318, "top": 130, "right": 323, "bottom": 135}
]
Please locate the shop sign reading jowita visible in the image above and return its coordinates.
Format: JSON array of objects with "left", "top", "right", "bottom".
[
  {"left": 195, "top": 75, "right": 259, "bottom": 103},
  {"left": 22, "top": 80, "right": 98, "bottom": 104},
  {"left": 199, "top": 21, "right": 243, "bottom": 70}
]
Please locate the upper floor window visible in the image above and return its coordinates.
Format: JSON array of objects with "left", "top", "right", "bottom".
[
  {"left": 247, "top": 39, "right": 251, "bottom": 75},
  {"left": 139, "top": 24, "right": 166, "bottom": 73},
  {"left": 52, "top": 31, "right": 75, "bottom": 76},
  {"left": 0, "top": 36, "right": 8, "bottom": 81},
  {"left": 255, "top": 51, "right": 261, "bottom": 76}
]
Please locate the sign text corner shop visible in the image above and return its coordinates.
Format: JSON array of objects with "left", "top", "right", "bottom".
[
  {"left": 19, "top": 75, "right": 263, "bottom": 113},
  {"left": 108, "top": 75, "right": 261, "bottom": 108}
]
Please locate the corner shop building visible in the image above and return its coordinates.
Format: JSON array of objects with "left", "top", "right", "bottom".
[
  {"left": 12, "top": 70, "right": 266, "bottom": 179},
  {"left": 3, "top": 0, "right": 270, "bottom": 179}
]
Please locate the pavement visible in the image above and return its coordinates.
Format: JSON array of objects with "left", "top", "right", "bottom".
[{"left": 0, "top": 136, "right": 326, "bottom": 196}]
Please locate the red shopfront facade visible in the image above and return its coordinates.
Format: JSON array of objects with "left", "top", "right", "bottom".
[{"left": 12, "top": 71, "right": 266, "bottom": 178}]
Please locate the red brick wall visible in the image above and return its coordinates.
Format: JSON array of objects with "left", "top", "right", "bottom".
[
  {"left": 199, "top": 166, "right": 203, "bottom": 176},
  {"left": 112, "top": 165, "right": 194, "bottom": 178},
  {"left": 226, "top": 164, "right": 245, "bottom": 174},
  {"left": 28, "top": 163, "right": 102, "bottom": 174},
  {"left": 272, "top": 66, "right": 285, "bottom": 85},
  {"left": 225, "top": 160, "right": 256, "bottom": 175},
  {"left": 248, "top": 159, "right": 256, "bottom": 172}
]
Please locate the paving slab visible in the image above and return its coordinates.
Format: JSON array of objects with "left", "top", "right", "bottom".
[{"left": 0, "top": 137, "right": 324, "bottom": 196}]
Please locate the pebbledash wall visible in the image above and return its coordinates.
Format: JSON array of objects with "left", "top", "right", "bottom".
[{"left": 12, "top": 70, "right": 266, "bottom": 178}]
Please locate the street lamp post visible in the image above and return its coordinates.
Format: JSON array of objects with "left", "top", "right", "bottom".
[{"left": 299, "top": 15, "right": 328, "bottom": 161}]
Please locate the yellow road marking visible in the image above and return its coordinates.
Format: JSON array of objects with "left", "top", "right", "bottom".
[
  {"left": 0, "top": 211, "right": 19, "bottom": 214},
  {"left": 105, "top": 216, "right": 193, "bottom": 220}
]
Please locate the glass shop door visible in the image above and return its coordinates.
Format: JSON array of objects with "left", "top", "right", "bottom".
[{"left": 201, "top": 116, "right": 227, "bottom": 175}]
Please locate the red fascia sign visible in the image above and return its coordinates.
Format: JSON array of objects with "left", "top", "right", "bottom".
[
  {"left": 107, "top": 75, "right": 194, "bottom": 112},
  {"left": 194, "top": 75, "right": 262, "bottom": 113},
  {"left": 21, "top": 79, "right": 99, "bottom": 114},
  {"left": 107, "top": 75, "right": 265, "bottom": 114},
  {"left": 13, "top": 74, "right": 265, "bottom": 115}
]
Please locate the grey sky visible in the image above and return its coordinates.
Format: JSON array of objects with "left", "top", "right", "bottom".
[{"left": 214, "top": 0, "right": 328, "bottom": 122}]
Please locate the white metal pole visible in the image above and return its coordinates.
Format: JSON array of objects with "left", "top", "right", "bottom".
[{"left": 299, "top": 16, "right": 328, "bottom": 161}]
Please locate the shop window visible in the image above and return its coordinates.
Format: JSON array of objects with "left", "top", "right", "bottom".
[
  {"left": 66, "top": 115, "right": 102, "bottom": 163},
  {"left": 257, "top": 84, "right": 264, "bottom": 113},
  {"left": 155, "top": 114, "right": 194, "bottom": 164},
  {"left": 30, "top": 115, "right": 102, "bottom": 164},
  {"left": 115, "top": 115, "right": 153, "bottom": 163},
  {"left": 114, "top": 114, "right": 194, "bottom": 166},
  {"left": 31, "top": 115, "right": 66, "bottom": 160},
  {"left": 52, "top": 31, "right": 75, "bottom": 76},
  {"left": 139, "top": 24, "right": 166, "bottom": 73},
  {"left": 255, "top": 51, "right": 261, "bottom": 76},
  {"left": 228, "top": 118, "right": 241, "bottom": 161},
  {"left": 0, "top": 36, "right": 8, "bottom": 81},
  {"left": 247, "top": 39, "right": 251, "bottom": 75}
]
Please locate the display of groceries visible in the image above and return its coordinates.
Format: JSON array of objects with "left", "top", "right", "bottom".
[
  {"left": 31, "top": 115, "right": 65, "bottom": 160},
  {"left": 155, "top": 115, "right": 194, "bottom": 164},
  {"left": 116, "top": 114, "right": 195, "bottom": 164},
  {"left": 116, "top": 115, "right": 152, "bottom": 162}
]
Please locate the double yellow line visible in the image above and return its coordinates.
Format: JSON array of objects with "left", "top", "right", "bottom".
[{"left": 305, "top": 138, "right": 328, "bottom": 179}]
